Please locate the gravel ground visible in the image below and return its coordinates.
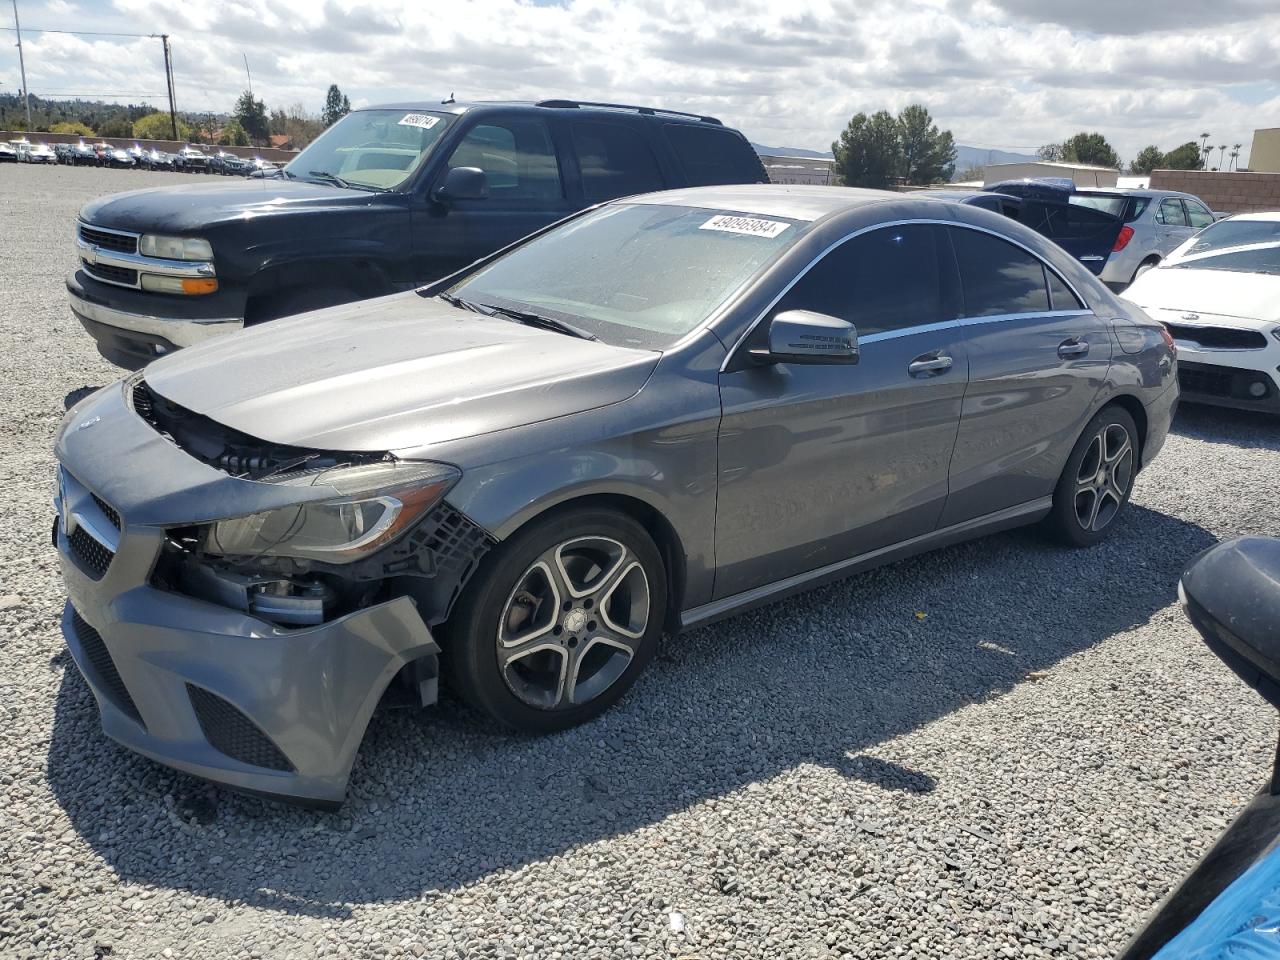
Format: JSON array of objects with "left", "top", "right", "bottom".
[{"left": 2, "top": 163, "right": 1280, "bottom": 960}]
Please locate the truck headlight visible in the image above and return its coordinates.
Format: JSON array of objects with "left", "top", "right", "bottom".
[
  {"left": 139, "top": 234, "right": 213, "bottom": 261},
  {"left": 204, "top": 461, "right": 461, "bottom": 564}
]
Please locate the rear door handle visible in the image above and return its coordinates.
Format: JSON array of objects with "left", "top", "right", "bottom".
[
  {"left": 908, "top": 354, "right": 953, "bottom": 376},
  {"left": 1058, "top": 338, "right": 1090, "bottom": 358}
]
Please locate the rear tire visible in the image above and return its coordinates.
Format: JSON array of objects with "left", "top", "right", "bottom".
[
  {"left": 1046, "top": 405, "right": 1139, "bottom": 547},
  {"left": 442, "top": 508, "right": 666, "bottom": 732}
]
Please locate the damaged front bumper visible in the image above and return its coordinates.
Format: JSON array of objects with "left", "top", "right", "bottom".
[{"left": 52, "top": 381, "right": 476, "bottom": 805}]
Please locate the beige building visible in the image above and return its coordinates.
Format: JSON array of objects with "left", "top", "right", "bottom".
[
  {"left": 1249, "top": 128, "right": 1280, "bottom": 174},
  {"left": 759, "top": 153, "right": 835, "bottom": 185},
  {"left": 982, "top": 161, "right": 1118, "bottom": 188}
]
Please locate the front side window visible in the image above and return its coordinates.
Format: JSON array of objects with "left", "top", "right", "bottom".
[
  {"left": 1157, "top": 198, "right": 1189, "bottom": 227},
  {"left": 448, "top": 204, "right": 805, "bottom": 349},
  {"left": 1185, "top": 200, "right": 1215, "bottom": 229},
  {"left": 571, "top": 122, "right": 664, "bottom": 201},
  {"left": 950, "top": 228, "right": 1051, "bottom": 316},
  {"left": 285, "top": 109, "right": 452, "bottom": 190},
  {"left": 773, "top": 224, "right": 944, "bottom": 337},
  {"left": 445, "top": 119, "right": 563, "bottom": 201}
]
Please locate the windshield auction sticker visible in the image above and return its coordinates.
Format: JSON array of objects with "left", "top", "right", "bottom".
[
  {"left": 398, "top": 113, "right": 440, "bottom": 130},
  {"left": 699, "top": 214, "right": 791, "bottom": 238}
]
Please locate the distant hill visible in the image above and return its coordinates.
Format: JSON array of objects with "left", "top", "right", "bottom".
[
  {"left": 751, "top": 143, "right": 833, "bottom": 159},
  {"left": 953, "top": 145, "right": 1038, "bottom": 172}
]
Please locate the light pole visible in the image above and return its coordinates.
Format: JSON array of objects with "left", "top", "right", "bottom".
[{"left": 11, "top": 0, "right": 30, "bottom": 130}]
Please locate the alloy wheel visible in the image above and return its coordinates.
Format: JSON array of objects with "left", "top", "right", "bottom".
[
  {"left": 1073, "top": 423, "right": 1134, "bottom": 532},
  {"left": 496, "top": 536, "right": 651, "bottom": 710}
]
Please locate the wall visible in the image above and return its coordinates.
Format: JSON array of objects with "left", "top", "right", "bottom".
[
  {"left": 1149, "top": 169, "right": 1280, "bottom": 215},
  {"left": 1250, "top": 128, "right": 1280, "bottom": 175},
  {"left": 0, "top": 130, "right": 298, "bottom": 163},
  {"left": 983, "top": 161, "right": 1118, "bottom": 188}
]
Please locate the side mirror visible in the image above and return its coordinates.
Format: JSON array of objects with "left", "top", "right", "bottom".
[
  {"left": 1180, "top": 537, "right": 1280, "bottom": 710},
  {"left": 751, "top": 310, "right": 860, "bottom": 366},
  {"left": 433, "top": 166, "right": 488, "bottom": 203}
]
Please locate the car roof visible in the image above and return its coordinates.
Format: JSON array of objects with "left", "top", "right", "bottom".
[
  {"left": 625, "top": 184, "right": 901, "bottom": 222},
  {"left": 1222, "top": 211, "right": 1280, "bottom": 222},
  {"left": 367, "top": 99, "right": 725, "bottom": 128}
]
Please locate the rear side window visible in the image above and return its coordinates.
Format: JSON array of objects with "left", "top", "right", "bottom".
[
  {"left": 1125, "top": 198, "right": 1151, "bottom": 222},
  {"left": 950, "top": 228, "right": 1051, "bottom": 317},
  {"left": 1157, "top": 198, "right": 1189, "bottom": 227},
  {"left": 1046, "top": 271, "right": 1084, "bottom": 311},
  {"left": 571, "top": 122, "right": 664, "bottom": 202},
  {"left": 663, "top": 124, "right": 764, "bottom": 187},
  {"left": 774, "top": 224, "right": 943, "bottom": 337}
]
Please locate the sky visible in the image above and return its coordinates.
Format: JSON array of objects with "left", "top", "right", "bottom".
[{"left": 2, "top": 0, "right": 1275, "bottom": 165}]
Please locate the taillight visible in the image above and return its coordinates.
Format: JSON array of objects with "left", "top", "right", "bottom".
[
  {"left": 1113, "top": 226, "right": 1135, "bottom": 252},
  {"left": 1160, "top": 325, "right": 1176, "bottom": 357}
]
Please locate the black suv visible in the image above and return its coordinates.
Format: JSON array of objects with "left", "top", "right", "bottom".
[{"left": 68, "top": 99, "right": 768, "bottom": 368}]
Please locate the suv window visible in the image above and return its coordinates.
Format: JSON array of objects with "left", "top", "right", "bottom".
[
  {"left": 1185, "top": 199, "right": 1215, "bottom": 228},
  {"left": 950, "top": 227, "right": 1051, "bottom": 316},
  {"left": 446, "top": 119, "right": 563, "bottom": 201},
  {"left": 773, "top": 224, "right": 944, "bottom": 337},
  {"left": 664, "top": 124, "right": 764, "bottom": 187},
  {"left": 571, "top": 122, "right": 664, "bottom": 201},
  {"left": 1157, "top": 198, "right": 1189, "bottom": 227}
]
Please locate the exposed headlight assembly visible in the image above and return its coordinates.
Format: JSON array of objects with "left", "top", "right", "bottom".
[
  {"left": 204, "top": 461, "right": 460, "bottom": 564},
  {"left": 138, "top": 234, "right": 213, "bottom": 261}
]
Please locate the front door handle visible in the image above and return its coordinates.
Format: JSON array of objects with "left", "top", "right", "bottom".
[
  {"left": 1058, "top": 337, "right": 1090, "bottom": 358},
  {"left": 908, "top": 354, "right": 953, "bottom": 376}
]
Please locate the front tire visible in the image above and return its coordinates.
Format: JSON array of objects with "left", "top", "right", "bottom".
[
  {"left": 1046, "top": 406, "right": 1139, "bottom": 547},
  {"left": 443, "top": 508, "right": 666, "bottom": 732}
]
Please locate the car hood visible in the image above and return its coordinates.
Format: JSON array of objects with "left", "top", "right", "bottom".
[
  {"left": 78, "top": 178, "right": 381, "bottom": 233},
  {"left": 142, "top": 293, "right": 660, "bottom": 453},
  {"left": 1123, "top": 267, "right": 1280, "bottom": 325}
]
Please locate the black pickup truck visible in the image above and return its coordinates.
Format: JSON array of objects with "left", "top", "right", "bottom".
[{"left": 68, "top": 99, "right": 768, "bottom": 368}]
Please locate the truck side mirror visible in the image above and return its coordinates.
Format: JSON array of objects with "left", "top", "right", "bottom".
[
  {"left": 433, "top": 166, "right": 488, "bottom": 203},
  {"left": 750, "top": 310, "right": 860, "bottom": 366}
]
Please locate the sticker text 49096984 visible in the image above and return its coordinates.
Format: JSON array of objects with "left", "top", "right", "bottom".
[{"left": 699, "top": 215, "right": 792, "bottom": 238}]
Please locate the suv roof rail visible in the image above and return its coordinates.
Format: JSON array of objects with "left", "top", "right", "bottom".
[{"left": 534, "top": 99, "right": 723, "bottom": 126}]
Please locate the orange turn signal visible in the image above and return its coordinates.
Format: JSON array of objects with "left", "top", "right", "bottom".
[{"left": 181, "top": 278, "right": 219, "bottom": 295}]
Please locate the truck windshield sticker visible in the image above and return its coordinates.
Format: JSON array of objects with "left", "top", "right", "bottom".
[
  {"left": 398, "top": 114, "right": 440, "bottom": 130},
  {"left": 699, "top": 215, "right": 791, "bottom": 238}
]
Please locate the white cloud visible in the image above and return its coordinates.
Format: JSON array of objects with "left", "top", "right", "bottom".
[{"left": 1, "top": 0, "right": 1273, "bottom": 165}]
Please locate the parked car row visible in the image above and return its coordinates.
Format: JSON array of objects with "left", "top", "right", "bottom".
[
  {"left": 54, "top": 98, "right": 1182, "bottom": 809},
  {"left": 0, "top": 139, "right": 284, "bottom": 175}
]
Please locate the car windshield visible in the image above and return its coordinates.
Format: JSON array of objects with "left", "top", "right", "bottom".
[
  {"left": 1169, "top": 243, "right": 1280, "bottom": 275},
  {"left": 1180, "top": 219, "right": 1280, "bottom": 256},
  {"left": 446, "top": 203, "right": 806, "bottom": 350},
  {"left": 284, "top": 109, "right": 452, "bottom": 191}
]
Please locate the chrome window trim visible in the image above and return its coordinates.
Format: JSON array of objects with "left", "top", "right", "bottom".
[{"left": 718, "top": 217, "right": 1091, "bottom": 373}]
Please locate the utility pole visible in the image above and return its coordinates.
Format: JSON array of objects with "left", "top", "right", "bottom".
[
  {"left": 11, "top": 0, "right": 30, "bottom": 130},
  {"left": 161, "top": 34, "right": 178, "bottom": 141},
  {"left": 242, "top": 53, "right": 252, "bottom": 96}
]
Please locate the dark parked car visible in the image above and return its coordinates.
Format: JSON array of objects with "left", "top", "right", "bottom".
[
  {"left": 210, "top": 150, "right": 251, "bottom": 175},
  {"left": 69, "top": 141, "right": 97, "bottom": 165},
  {"left": 66, "top": 99, "right": 768, "bottom": 368},
  {"left": 54, "top": 142, "right": 75, "bottom": 164},
  {"left": 54, "top": 185, "right": 1177, "bottom": 804}
]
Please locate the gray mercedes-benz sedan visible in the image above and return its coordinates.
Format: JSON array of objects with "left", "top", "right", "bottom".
[{"left": 54, "top": 185, "right": 1178, "bottom": 805}]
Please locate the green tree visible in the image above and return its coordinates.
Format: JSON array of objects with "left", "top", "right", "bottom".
[
  {"left": 321, "top": 84, "right": 351, "bottom": 127},
  {"left": 96, "top": 115, "right": 134, "bottom": 138},
  {"left": 1130, "top": 145, "right": 1165, "bottom": 175},
  {"left": 1037, "top": 143, "right": 1064, "bottom": 161},
  {"left": 234, "top": 90, "right": 270, "bottom": 144},
  {"left": 133, "top": 112, "right": 189, "bottom": 141},
  {"left": 1162, "top": 141, "right": 1205, "bottom": 170},
  {"left": 50, "top": 120, "right": 94, "bottom": 136},
  {"left": 832, "top": 110, "right": 902, "bottom": 188},
  {"left": 896, "top": 104, "right": 956, "bottom": 185},
  {"left": 953, "top": 164, "right": 985, "bottom": 183},
  {"left": 218, "top": 119, "right": 250, "bottom": 146},
  {"left": 1060, "top": 131, "right": 1121, "bottom": 169}
]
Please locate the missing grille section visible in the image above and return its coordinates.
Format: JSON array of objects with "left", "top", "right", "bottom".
[
  {"left": 131, "top": 378, "right": 388, "bottom": 480},
  {"left": 69, "top": 525, "right": 114, "bottom": 579},
  {"left": 186, "top": 684, "right": 294, "bottom": 771},
  {"left": 92, "top": 494, "right": 121, "bottom": 530},
  {"left": 71, "top": 610, "right": 143, "bottom": 726}
]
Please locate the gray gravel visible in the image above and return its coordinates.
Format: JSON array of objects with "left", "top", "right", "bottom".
[{"left": 3, "top": 163, "right": 1280, "bottom": 959}]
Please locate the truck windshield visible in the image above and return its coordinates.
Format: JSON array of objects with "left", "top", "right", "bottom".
[
  {"left": 445, "top": 203, "right": 806, "bottom": 350},
  {"left": 285, "top": 109, "right": 452, "bottom": 191}
]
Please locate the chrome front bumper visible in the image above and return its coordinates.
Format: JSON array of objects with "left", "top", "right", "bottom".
[{"left": 67, "top": 288, "right": 242, "bottom": 350}]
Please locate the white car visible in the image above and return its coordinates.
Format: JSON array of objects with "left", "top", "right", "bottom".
[{"left": 1123, "top": 212, "right": 1280, "bottom": 414}]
